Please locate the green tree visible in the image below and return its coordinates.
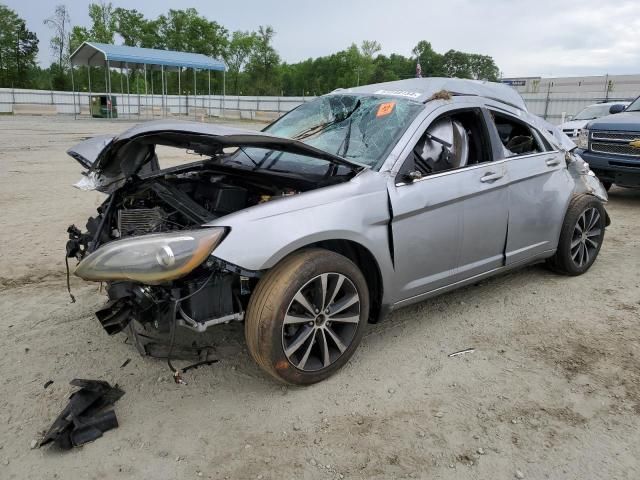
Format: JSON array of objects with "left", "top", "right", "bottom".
[
  {"left": 226, "top": 30, "right": 257, "bottom": 94},
  {"left": 468, "top": 54, "right": 500, "bottom": 81},
  {"left": 88, "top": 1, "right": 116, "bottom": 44},
  {"left": 412, "top": 41, "right": 444, "bottom": 77},
  {"left": 158, "top": 9, "right": 228, "bottom": 58},
  {"left": 69, "top": 25, "right": 90, "bottom": 53},
  {"left": 44, "top": 5, "right": 71, "bottom": 68},
  {"left": 442, "top": 49, "right": 472, "bottom": 79},
  {"left": 360, "top": 40, "right": 381, "bottom": 59},
  {"left": 113, "top": 8, "right": 146, "bottom": 47},
  {"left": 89, "top": 1, "right": 116, "bottom": 43},
  {"left": 0, "top": 5, "right": 39, "bottom": 88},
  {"left": 246, "top": 25, "right": 280, "bottom": 95}
]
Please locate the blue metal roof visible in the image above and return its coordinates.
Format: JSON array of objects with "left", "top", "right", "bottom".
[{"left": 70, "top": 42, "right": 226, "bottom": 71}]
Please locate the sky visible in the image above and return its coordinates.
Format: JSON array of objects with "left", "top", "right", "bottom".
[{"left": 5, "top": 0, "right": 640, "bottom": 78}]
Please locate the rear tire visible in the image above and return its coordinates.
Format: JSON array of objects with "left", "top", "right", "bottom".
[
  {"left": 548, "top": 195, "right": 606, "bottom": 276},
  {"left": 245, "top": 249, "right": 369, "bottom": 385}
]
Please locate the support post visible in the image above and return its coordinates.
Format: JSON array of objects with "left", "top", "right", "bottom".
[
  {"left": 70, "top": 64, "right": 77, "bottom": 120},
  {"left": 125, "top": 65, "right": 130, "bottom": 118},
  {"left": 87, "top": 65, "right": 92, "bottom": 118},
  {"left": 208, "top": 70, "right": 211, "bottom": 120},
  {"left": 150, "top": 66, "right": 154, "bottom": 117},
  {"left": 107, "top": 59, "right": 112, "bottom": 119},
  {"left": 222, "top": 70, "right": 226, "bottom": 119},
  {"left": 193, "top": 68, "right": 197, "bottom": 120},
  {"left": 144, "top": 64, "right": 149, "bottom": 118},
  {"left": 178, "top": 68, "right": 181, "bottom": 116},
  {"left": 161, "top": 65, "right": 165, "bottom": 117}
]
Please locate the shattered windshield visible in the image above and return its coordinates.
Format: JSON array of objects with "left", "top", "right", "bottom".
[{"left": 223, "top": 94, "right": 423, "bottom": 174}]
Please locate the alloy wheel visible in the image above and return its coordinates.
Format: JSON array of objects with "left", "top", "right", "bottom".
[
  {"left": 570, "top": 207, "right": 602, "bottom": 268},
  {"left": 282, "top": 273, "right": 361, "bottom": 372}
]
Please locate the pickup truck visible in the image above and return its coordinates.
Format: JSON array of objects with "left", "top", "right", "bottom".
[{"left": 576, "top": 95, "right": 640, "bottom": 190}]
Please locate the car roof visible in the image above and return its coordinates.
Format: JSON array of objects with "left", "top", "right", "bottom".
[{"left": 332, "top": 77, "right": 528, "bottom": 112}]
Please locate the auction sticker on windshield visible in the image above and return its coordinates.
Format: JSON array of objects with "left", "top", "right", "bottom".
[
  {"left": 377, "top": 102, "right": 396, "bottom": 117},
  {"left": 374, "top": 89, "right": 421, "bottom": 99}
]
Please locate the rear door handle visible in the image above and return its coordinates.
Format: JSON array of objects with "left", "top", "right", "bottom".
[
  {"left": 480, "top": 172, "right": 503, "bottom": 183},
  {"left": 546, "top": 158, "right": 561, "bottom": 167}
]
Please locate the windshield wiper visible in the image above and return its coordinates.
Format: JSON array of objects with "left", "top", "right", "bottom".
[
  {"left": 337, "top": 114, "right": 356, "bottom": 157},
  {"left": 294, "top": 100, "right": 362, "bottom": 142}
]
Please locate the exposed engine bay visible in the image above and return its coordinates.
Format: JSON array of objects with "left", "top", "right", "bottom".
[{"left": 65, "top": 138, "right": 355, "bottom": 359}]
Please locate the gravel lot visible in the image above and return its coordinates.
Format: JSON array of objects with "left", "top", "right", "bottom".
[{"left": 0, "top": 116, "right": 639, "bottom": 480}]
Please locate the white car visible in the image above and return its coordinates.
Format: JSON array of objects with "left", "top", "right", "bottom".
[{"left": 559, "top": 101, "right": 629, "bottom": 138}]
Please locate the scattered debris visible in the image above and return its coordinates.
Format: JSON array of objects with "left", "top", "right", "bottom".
[
  {"left": 38, "top": 379, "right": 124, "bottom": 450},
  {"left": 120, "top": 358, "right": 131, "bottom": 369},
  {"left": 43, "top": 380, "right": 54, "bottom": 389},
  {"left": 515, "top": 470, "right": 525, "bottom": 479},
  {"left": 448, "top": 348, "right": 475, "bottom": 358}
]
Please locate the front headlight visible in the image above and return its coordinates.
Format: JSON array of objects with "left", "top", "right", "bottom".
[
  {"left": 577, "top": 129, "right": 590, "bottom": 149},
  {"left": 75, "top": 228, "right": 227, "bottom": 284}
]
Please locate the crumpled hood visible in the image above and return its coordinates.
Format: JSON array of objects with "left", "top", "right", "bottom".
[
  {"left": 587, "top": 111, "right": 640, "bottom": 131},
  {"left": 67, "top": 120, "right": 365, "bottom": 189}
]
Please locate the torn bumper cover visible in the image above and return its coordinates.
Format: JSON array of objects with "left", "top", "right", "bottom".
[
  {"left": 87, "top": 257, "right": 255, "bottom": 358},
  {"left": 38, "top": 379, "right": 124, "bottom": 450}
]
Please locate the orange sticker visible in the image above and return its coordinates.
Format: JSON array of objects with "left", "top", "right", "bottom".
[{"left": 376, "top": 102, "right": 395, "bottom": 117}]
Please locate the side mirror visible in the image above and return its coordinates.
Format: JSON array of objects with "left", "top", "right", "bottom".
[
  {"left": 567, "top": 115, "right": 574, "bottom": 121},
  {"left": 403, "top": 170, "right": 423, "bottom": 183},
  {"left": 609, "top": 104, "right": 625, "bottom": 114}
]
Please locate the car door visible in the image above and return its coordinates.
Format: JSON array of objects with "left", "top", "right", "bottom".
[
  {"left": 388, "top": 106, "right": 509, "bottom": 302},
  {"left": 486, "top": 110, "right": 572, "bottom": 265}
]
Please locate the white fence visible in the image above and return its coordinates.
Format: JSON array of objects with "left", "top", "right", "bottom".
[
  {"left": 521, "top": 91, "right": 637, "bottom": 124},
  {"left": 0, "top": 88, "right": 316, "bottom": 121},
  {"left": 1, "top": 85, "right": 637, "bottom": 124}
]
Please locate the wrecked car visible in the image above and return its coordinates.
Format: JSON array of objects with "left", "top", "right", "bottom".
[{"left": 66, "top": 78, "right": 610, "bottom": 385}]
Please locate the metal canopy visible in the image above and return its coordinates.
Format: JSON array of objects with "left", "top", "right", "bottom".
[{"left": 70, "top": 42, "right": 227, "bottom": 71}]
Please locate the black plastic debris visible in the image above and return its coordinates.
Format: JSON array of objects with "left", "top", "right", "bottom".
[
  {"left": 43, "top": 380, "right": 54, "bottom": 389},
  {"left": 38, "top": 379, "right": 124, "bottom": 450}
]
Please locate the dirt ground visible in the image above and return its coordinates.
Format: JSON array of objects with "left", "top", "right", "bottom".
[{"left": 0, "top": 116, "right": 639, "bottom": 480}]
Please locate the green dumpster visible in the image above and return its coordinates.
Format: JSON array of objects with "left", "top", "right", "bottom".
[{"left": 90, "top": 95, "right": 118, "bottom": 118}]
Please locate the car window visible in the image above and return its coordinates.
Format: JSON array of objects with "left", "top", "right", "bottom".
[
  {"left": 574, "top": 104, "right": 613, "bottom": 120},
  {"left": 489, "top": 112, "right": 546, "bottom": 158},
  {"left": 398, "top": 108, "right": 492, "bottom": 180}
]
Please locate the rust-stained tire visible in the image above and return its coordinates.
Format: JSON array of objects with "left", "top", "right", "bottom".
[{"left": 245, "top": 248, "right": 369, "bottom": 385}]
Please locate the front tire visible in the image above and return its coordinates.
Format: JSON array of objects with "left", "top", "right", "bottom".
[
  {"left": 245, "top": 249, "right": 369, "bottom": 385},
  {"left": 548, "top": 195, "right": 606, "bottom": 276}
]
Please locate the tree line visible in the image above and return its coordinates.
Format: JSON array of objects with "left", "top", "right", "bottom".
[{"left": 0, "top": 2, "right": 501, "bottom": 96}]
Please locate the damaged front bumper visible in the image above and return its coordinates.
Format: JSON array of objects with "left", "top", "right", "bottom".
[
  {"left": 67, "top": 216, "right": 260, "bottom": 355},
  {"left": 92, "top": 258, "right": 260, "bottom": 353}
]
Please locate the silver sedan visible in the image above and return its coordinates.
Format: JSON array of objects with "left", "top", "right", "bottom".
[{"left": 66, "top": 78, "right": 609, "bottom": 384}]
